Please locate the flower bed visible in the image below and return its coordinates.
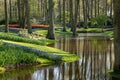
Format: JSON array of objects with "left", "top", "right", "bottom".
[{"left": 8, "top": 23, "right": 49, "bottom": 28}]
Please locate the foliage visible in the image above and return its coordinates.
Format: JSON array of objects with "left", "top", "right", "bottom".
[
  {"left": 9, "top": 19, "right": 18, "bottom": 24},
  {"left": 91, "top": 15, "right": 110, "bottom": 27},
  {"left": 0, "top": 19, "right": 18, "bottom": 25},
  {"left": 0, "top": 19, "right": 5, "bottom": 25},
  {"left": 56, "top": 11, "right": 70, "bottom": 24}
]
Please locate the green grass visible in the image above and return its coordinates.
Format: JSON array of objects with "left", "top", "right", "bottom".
[
  {"left": 35, "top": 30, "right": 48, "bottom": 37},
  {"left": 0, "top": 67, "right": 5, "bottom": 73},
  {"left": 0, "top": 43, "right": 54, "bottom": 73},
  {"left": 77, "top": 28, "right": 103, "bottom": 33},
  {"left": 0, "top": 30, "right": 79, "bottom": 73},
  {"left": 35, "top": 28, "right": 103, "bottom": 37},
  {"left": 0, "top": 44, "right": 53, "bottom": 68},
  {"left": 3, "top": 40, "right": 79, "bottom": 62},
  {"left": 104, "top": 31, "right": 113, "bottom": 38},
  {"left": 0, "top": 32, "right": 54, "bottom": 45},
  {"left": 55, "top": 29, "right": 72, "bottom": 36},
  {"left": 35, "top": 29, "right": 72, "bottom": 37}
]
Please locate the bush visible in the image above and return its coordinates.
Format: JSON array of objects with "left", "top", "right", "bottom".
[
  {"left": 0, "top": 19, "right": 18, "bottom": 25},
  {"left": 9, "top": 19, "right": 18, "bottom": 24},
  {"left": 90, "top": 15, "right": 110, "bottom": 28},
  {"left": 0, "top": 20, "right": 5, "bottom": 25}
]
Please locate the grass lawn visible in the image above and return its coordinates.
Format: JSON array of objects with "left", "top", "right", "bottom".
[
  {"left": 77, "top": 28, "right": 103, "bottom": 33},
  {"left": 3, "top": 40, "right": 79, "bottom": 62},
  {"left": 35, "top": 29, "right": 72, "bottom": 37},
  {"left": 0, "top": 44, "right": 53, "bottom": 73},
  {"left": 0, "top": 40, "right": 79, "bottom": 73},
  {"left": 0, "top": 31, "right": 79, "bottom": 73},
  {"left": 35, "top": 28, "right": 104, "bottom": 37},
  {"left": 0, "top": 29, "right": 79, "bottom": 73},
  {"left": 0, "top": 32, "right": 55, "bottom": 45},
  {"left": 104, "top": 31, "right": 113, "bottom": 38}
]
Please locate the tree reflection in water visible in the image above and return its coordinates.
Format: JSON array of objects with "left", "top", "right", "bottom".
[{"left": 32, "top": 36, "right": 114, "bottom": 80}]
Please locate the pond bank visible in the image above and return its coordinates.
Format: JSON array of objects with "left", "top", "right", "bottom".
[{"left": 0, "top": 40, "right": 79, "bottom": 73}]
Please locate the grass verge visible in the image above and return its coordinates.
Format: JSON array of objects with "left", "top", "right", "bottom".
[
  {"left": 3, "top": 40, "right": 79, "bottom": 62},
  {"left": 0, "top": 32, "right": 54, "bottom": 45},
  {"left": 0, "top": 44, "right": 53, "bottom": 73},
  {"left": 77, "top": 28, "right": 103, "bottom": 33},
  {"left": 104, "top": 31, "right": 113, "bottom": 38},
  {"left": 35, "top": 29, "right": 72, "bottom": 37}
]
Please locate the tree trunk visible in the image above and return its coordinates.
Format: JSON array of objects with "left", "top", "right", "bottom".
[
  {"left": 69, "top": 0, "right": 74, "bottom": 31},
  {"left": 58, "top": 0, "right": 61, "bottom": 24},
  {"left": 63, "top": 0, "right": 67, "bottom": 32},
  {"left": 46, "top": 0, "right": 55, "bottom": 40},
  {"left": 113, "top": 0, "right": 120, "bottom": 74},
  {"left": 17, "top": 0, "right": 21, "bottom": 27},
  {"left": 82, "top": 0, "right": 88, "bottom": 29},
  {"left": 9, "top": 0, "right": 12, "bottom": 21},
  {"left": 25, "top": 0, "right": 32, "bottom": 34},
  {"left": 4, "top": 0, "right": 9, "bottom": 32},
  {"left": 72, "top": 0, "right": 79, "bottom": 36}
]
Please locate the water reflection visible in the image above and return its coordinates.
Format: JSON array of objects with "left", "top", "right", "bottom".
[{"left": 0, "top": 35, "right": 114, "bottom": 80}]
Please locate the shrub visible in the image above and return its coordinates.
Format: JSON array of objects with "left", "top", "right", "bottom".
[
  {"left": 0, "top": 19, "right": 5, "bottom": 25},
  {"left": 90, "top": 15, "right": 110, "bottom": 28}
]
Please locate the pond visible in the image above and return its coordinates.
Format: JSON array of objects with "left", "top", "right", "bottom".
[{"left": 0, "top": 33, "right": 114, "bottom": 80}]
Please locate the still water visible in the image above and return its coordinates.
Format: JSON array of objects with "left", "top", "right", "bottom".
[{"left": 0, "top": 34, "right": 114, "bottom": 80}]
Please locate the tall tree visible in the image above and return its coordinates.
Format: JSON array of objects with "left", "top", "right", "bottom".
[
  {"left": 113, "top": 0, "right": 120, "bottom": 79},
  {"left": 25, "top": 0, "right": 32, "bottom": 33},
  {"left": 9, "top": 0, "right": 12, "bottom": 21},
  {"left": 63, "top": 0, "right": 67, "bottom": 32},
  {"left": 72, "top": 0, "right": 80, "bottom": 36},
  {"left": 46, "top": 0, "right": 55, "bottom": 39},
  {"left": 4, "top": 0, "right": 9, "bottom": 32},
  {"left": 82, "top": 0, "right": 88, "bottom": 28},
  {"left": 58, "top": 0, "right": 62, "bottom": 24},
  {"left": 17, "top": 0, "right": 21, "bottom": 27},
  {"left": 69, "top": 0, "right": 74, "bottom": 31}
]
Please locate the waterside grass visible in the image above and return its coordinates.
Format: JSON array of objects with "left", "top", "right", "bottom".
[
  {"left": 0, "top": 30, "right": 79, "bottom": 73},
  {"left": 3, "top": 40, "right": 79, "bottom": 62},
  {"left": 77, "top": 28, "right": 103, "bottom": 33},
  {"left": 104, "top": 31, "right": 113, "bottom": 38},
  {"left": 0, "top": 32, "right": 54, "bottom": 45},
  {"left": 0, "top": 45, "right": 51, "bottom": 67},
  {"left": 35, "top": 29, "right": 72, "bottom": 37}
]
